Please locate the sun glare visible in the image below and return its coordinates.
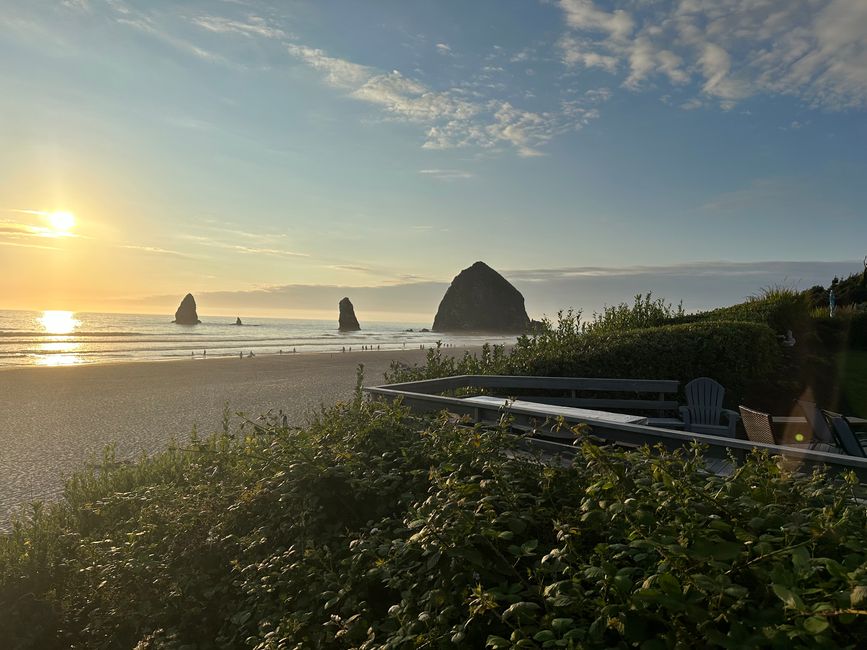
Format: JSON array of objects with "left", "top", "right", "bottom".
[
  {"left": 38, "top": 310, "right": 81, "bottom": 335},
  {"left": 47, "top": 210, "right": 75, "bottom": 235}
]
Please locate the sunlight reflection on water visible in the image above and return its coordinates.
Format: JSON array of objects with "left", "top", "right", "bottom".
[
  {"left": 35, "top": 311, "right": 83, "bottom": 365},
  {"left": 38, "top": 310, "right": 81, "bottom": 335}
]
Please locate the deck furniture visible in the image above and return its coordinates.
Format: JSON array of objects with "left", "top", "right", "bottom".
[
  {"left": 680, "top": 377, "right": 739, "bottom": 437},
  {"left": 396, "top": 375, "right": 684, "bottom": 428},
  {"left": 739, "top": 406, "right": 776, "bottom": 444},
  {"left": 742, "top": 404, "right": 842, "bottom": 454},
  {"left": 365, "top": 375, "right": 867, "bottom": 480},
  {"left": 796, "top": 400, "right": 837, "bottom": 444},
  {"left": 828, "top": 415, "right": 867, "bottom": 458},
  {"left": 463, "top": 396, "right": 649, "bottom": 429}
]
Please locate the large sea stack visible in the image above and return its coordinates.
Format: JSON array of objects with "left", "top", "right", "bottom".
[
  {"left": 338, "top": 297, "right": 361, "bottom": 332},
  {"left": 432, "top": 261, "right": 531, "bottom": 332},
  {"left": 173, "top": 293, "right": 201, "bottom": 324}
]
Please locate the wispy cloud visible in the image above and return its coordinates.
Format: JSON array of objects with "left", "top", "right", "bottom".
[
  {"left": 177, "top": 229, "right": 309, "bottom": 258},
  {"left": 418, "top": 168, "right": 474, "bottom": 180},
  {"left": 284, "top": 39, "right": 613, "bottom": 155},
  {"left": 119, "top": 244, "right": 194, "bottom": 258},
  {"left": 0, "top": 209, "right": 77, "bottom": 242},
  {"left": 505, "top": 260, "right": 862, "bottom": 281},
  {"left": 191, "top": 15, "right": 288, "bottom": 40},
  {"left": 554, "top": 0, "right": 867, "bottom": 111}
]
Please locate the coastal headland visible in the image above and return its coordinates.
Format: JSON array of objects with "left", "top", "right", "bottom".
[{"left": 0, "top": 347, "right": 475, "bottom": 525}]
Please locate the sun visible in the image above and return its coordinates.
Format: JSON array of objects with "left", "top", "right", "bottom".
[{"left": 47, "top": 210, "right": 75, "bottom": 235}]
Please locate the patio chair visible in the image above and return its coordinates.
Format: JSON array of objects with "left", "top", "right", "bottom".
[
  {"left": 680, "top": 377, "right": 740, "bottom": 437},
  {"left": 796, "top": 400, "right": 836, "bottom": 444},
  {"left": 827, "top": 415, "right": 867, "bottom": 458},
  {"left": 738, "top": 406, "right": 776, "bottom": 444}
]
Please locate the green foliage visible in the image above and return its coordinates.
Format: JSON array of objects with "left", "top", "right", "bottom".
[
  {"left": 806, "top": 272, "right": 867, "bottom": 311},
  {"left": 812, "top": 312, "right": 867, "bottom": 351},
  {"left": 692, "top": 286, "right": 812, "bottom": 338},
  {"left": 2, "top": 400, "right": 867, "bottom": 648},
  {"left": 387, "top": 319, "right": 781, "bottom": 407},
  {"left": 583, "top": 293, "right": 685, "bottom": 335}
]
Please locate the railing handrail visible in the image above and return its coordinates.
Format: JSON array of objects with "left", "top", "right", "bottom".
[{"left": 365, "top": 382, "right": 867, "bottom": 480}]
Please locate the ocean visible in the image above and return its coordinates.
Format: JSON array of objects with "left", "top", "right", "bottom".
[{"left": 0, "top": 310, "right": 517, "bottom": 368}]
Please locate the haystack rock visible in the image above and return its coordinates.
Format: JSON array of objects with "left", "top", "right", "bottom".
[
  {"left": 235, "top": 317, "right": 242, "bottom": 326},
  {"left": 432, "top": 261, "right": 530, "bottom": 333},
  {"left": 338, "top": 297, "right": 361, "bottom": 332},
  {"left": 173, "top": 293, "right": 201, "bottom": 324}
]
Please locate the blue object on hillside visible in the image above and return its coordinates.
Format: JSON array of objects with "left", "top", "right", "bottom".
[
  {"left": 830, "top": 289, "right": 836, "bottom": 317},
  {"left": 679, "top": 377, "right": 740, "bottom": 437}
]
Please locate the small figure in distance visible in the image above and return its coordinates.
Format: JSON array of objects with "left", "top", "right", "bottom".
[
  {"left": 239, "top": 351, "right": 243, "bottom": 359},
  {"left": 203, "top": 350, "right": 207, "bottom": 357},
  {"left": 248, "top": 351, "right": 255, "bottom": 358},
  {"left": 279, "top": 349, "right": 282, "bottom": 355},
  {"left": 293, "top": 347, "right": 296, "bottom": 354}
]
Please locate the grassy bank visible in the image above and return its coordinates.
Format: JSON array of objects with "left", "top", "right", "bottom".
[{"left": 2, "top": 395, "right": 867, "bottom": 648}]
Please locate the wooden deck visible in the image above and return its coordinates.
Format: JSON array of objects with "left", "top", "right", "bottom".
[{"left": 365, "top": 375, "right": 867, "bottom": 481}]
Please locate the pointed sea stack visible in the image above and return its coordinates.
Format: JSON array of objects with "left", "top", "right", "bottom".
[
  {"left": 235, "top": 317, "right": 243, "bottom": 326},
  {"left": 173, "top": 293, "right": 201, "bottom": 324},
  {"left": 338, "top": 297, "right": 361, "bottom": 332},
  {"left": 432, "top": 261, "right": 530, "bottom": 332}
]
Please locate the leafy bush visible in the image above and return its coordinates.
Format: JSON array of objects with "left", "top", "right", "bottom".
[
  {"left": 583, "top": 293, "right": 685, "bottom": 335},
  {"left": 689, "top": 286, "right": 812, "bottom": 338},
  {"left": 387, "top": 320, "right": 781, "bottom": 407},
  {"left": 806, "top": 272, "right": 867, "bottom": 311},
  {"left": 2, "top": 399, "right": 867, "bottom": 648},
  {"left": 812, "top": 312, "right": 867, "bottom": 351}
]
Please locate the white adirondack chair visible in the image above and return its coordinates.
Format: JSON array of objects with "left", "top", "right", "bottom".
[{"left": 680, "top": 377, "right": 740, "bottom": 438}]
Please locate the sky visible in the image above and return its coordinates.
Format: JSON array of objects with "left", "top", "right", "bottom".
[{"left": 1, "top": 0, "right": 865, "bottom": 322}]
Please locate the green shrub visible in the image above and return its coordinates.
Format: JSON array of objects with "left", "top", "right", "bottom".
[
  {"left": 812, "top": 312, "right": 867, "bottom": 351},
  {"left": 387, "top": 320, "right": 782, "bottom": 407},
  {"left": 692, "top": 286, "right": 812, "bottom": 338},
  {"left": 2, "top": 400, "right": 867, "bottom": 648},
  {"left": 583, "top": 293, "right": 685, "bottom": 335}
]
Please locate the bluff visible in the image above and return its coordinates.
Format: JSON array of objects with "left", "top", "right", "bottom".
[
  {"left": 432, "top": 261, "right": 530, "bottom": 332},
  {"left": 338, "top": 297, "right": 361, "bottom": 332},
  {"left": 173, "top": 293, "right": 201, "bottom": 325}
]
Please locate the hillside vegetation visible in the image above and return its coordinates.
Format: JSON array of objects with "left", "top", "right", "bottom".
[
  {"left": 388, "top": 286, "right": 867, "bottom": 415},
  {"left": 2, "top": 398, "right": 867, "bottom": 648}
]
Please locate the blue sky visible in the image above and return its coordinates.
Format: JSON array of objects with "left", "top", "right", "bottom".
[{"left": 1, "top": 0, "right": 865, "bottom": 320}]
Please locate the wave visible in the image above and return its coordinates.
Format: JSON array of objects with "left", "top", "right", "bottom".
[{"left": 0, "top": 330, "right": 142, "bottom": 338}]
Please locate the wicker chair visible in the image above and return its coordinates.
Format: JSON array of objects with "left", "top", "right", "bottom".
[{"left": 738, "top": 406, "right": 776, "bottom": 445}]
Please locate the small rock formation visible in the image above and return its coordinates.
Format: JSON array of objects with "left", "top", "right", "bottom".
[
  {"left": 432, "top": 261, "right": 531, "bottom": 333},
  {"left": 338, "top": 297, "right": 361, "bottom": 332},
  {"left": 173, "top": 293, "right": 201, "bottom": 324},
  {"left": 235, "top": 317, "right": 242, "bottom": 326}
]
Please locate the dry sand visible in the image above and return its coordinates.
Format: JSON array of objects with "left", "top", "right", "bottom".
[{"left": 0, "top": 347, "right": 468, "bottom": 526}]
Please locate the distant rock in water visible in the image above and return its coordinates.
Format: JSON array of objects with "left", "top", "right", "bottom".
[
  {"left": 432, "top": 261, "right": 530, "bottom": 333},
  {"left": 235, "top": 317, "right": 242, "bottom": 326},
  {"left": 338, "top": 297, "right": 361, "bottom": 332},
  {"left": 173, "top": 293, "right": 201, "bottom": 325}
]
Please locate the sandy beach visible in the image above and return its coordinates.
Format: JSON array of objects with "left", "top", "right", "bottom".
[{"left": 0, "top": 347, "right": 467, "bottom": 525}]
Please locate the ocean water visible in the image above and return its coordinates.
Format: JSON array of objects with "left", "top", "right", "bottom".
[{"left": 0, "top": 310, "right": 517, "bottom": 368}]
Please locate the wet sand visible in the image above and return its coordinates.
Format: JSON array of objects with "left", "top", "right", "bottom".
[{"left": 0, "top": 347, "right": 465, "bottom": 525}]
